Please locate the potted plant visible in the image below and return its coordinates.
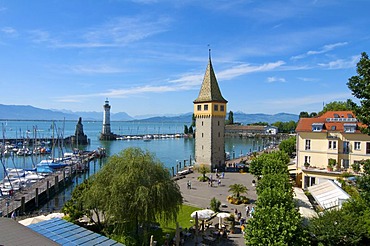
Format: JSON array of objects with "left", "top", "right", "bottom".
[
  {"left": 304, "top": 162, "right": 310, "bottom": 169},
  {"left": 327, "top": 158, "right": 336, "bottom": 171},
  {"left": 227, "top": 213, "right": 235, "bottom": 233}
]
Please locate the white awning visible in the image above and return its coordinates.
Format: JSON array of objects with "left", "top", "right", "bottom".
[{"left": 307, "top": 180, "right": 350, "bottom": 210}]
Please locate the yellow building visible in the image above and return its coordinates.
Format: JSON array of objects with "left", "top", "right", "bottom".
[{"left": 295, "top": 111, "right": 370, "bottom": 188}]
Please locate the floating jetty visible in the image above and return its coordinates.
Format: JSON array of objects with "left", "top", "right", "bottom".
[{"left": 0, "top": 150, "right": 105, "bottom": 217}]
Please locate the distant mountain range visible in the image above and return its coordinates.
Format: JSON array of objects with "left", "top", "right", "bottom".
[{"left": 0, "top": 104, "right": 299, "bottom": 124}]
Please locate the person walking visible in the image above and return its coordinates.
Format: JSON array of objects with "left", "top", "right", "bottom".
[{"left": 245, "top": 205, "right": 250, "bottom": 217}]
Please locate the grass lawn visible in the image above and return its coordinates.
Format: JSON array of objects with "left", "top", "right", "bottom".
[{"left": 150, "top": 204, "right": 200, "bottom": 244}]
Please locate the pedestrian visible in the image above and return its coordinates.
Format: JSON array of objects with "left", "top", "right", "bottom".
[
  {"left": 250, "top": 207, "right": 255, "bottom": 218},
  {"left": 218, "top": 179, "right": 221, "bottom": 186},
  {"left": 221, "top": 172, "right": 225, "bottom": 179},
  {"left": 11, "top": 211, "right": 16, "bottom": 220},
  {"left": 246, "top": 205, "right": 250, "bottom": 217},
  {"left": 189, "top": 181, "right": 192, "bottom": 189}
]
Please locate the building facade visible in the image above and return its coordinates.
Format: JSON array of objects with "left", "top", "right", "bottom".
[
  {"left": 193, "top": 54, "right": 227, "bottom": 170},
  {"left": 295, "top": 111, "right": 370, "bottom": 188}
]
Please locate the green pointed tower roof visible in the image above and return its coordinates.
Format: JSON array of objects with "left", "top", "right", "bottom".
[{"left": 194, "top": 54, "right": 228, "bottom": 103}]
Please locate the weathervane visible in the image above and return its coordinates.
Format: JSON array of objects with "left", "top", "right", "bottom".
[{"left": 208, "top": 44, "right": 211, "bottom": 60}]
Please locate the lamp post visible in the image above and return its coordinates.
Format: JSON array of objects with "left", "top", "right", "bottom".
[{"left": 232, "top": 145, "right": 235, "bottom": 159}]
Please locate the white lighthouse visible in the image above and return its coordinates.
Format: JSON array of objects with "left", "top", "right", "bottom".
[
  {"left": 100, "top": 99, "right": 117, "bottom": 140},
  {"left": 102, "top": 98, "right": 111, "bottom": 135}
]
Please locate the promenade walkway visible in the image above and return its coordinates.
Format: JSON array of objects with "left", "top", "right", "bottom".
[{"left": 177, "top": 171, "right": 258, "bottom": 245}]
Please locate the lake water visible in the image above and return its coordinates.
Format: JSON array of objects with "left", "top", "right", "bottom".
[{"left": 0, "top": 120, "right": 272, "bottom": 211}]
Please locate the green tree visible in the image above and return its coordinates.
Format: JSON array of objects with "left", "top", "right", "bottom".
[
  {"left": 299, "top": 111, "right": 310, "bottom": 118},
  {"left": 184, "top": 125, "right": 189, "bottom": 134},
  {"left": 279, "top": 136, "right": 296, "bottom": 157},
  {"left": 245, "top": 205, "right": 308, "bottom": 245},
  {"left": 188, "top": 125, "right": 194, "bottom": 134},
  {"left": 86, "top": 147, "right": 183, "bottom": 243},
  {"left": 309, "top": 112, "right": 318, "bottom": 117},
  {"left": 272, "top": 121, "right": 297, "bottom": 133},
  {"left": 257, "top": 187, "right": 294, "bottom": 209},
  {"left": 256, "top": 173, "right": 292, "bottom": 195},
  {"left": 250, "top": 151, "right": 290, "bottom": 177},
  {"left": 226, "top": 110, "right": 234, "bottom": 125},
  {"left": 62, "top": 179, "right": 92, "bottom": 222},
  {"left": 210, "top": 197, "right": 221, "bottom": 212},
  {"left": 228, "top": 183, "right": 248, "bottom": 198},
  {"left": 191, "top": 113, "right": 196, "bottom": 127},
  {"left": 196, "top": 164, "right": 210, "bottom": 181},
  {"left": 318, "top": 100, "right": 354, "bottom": 115},
  {"left": 347, "top": 52, "right": 370, "bottom": 135},
  {"left": 308, "top": 207, "right": 368, "bottom": 245}
]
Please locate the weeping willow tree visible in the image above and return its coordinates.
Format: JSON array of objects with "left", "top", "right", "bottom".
[{"left": 86, "top": 147, "right": 183, "bottom": 244}]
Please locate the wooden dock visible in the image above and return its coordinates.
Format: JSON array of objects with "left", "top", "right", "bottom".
[{"left": 0, "top": 155, "right": 97, "bottom": 217}]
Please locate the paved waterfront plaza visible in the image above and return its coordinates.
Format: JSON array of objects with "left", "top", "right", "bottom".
[{"left": 177, "top": 171, "right": 258, "bottom": 245}]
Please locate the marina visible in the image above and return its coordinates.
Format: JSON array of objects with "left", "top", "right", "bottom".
[
  {"left": 0, "top": 150, "right": 101, "bottom": 217},
  {"left": 0, "top": 120, "right": 276, "bottom": 216}
]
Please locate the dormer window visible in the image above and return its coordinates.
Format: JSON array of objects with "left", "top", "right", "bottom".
[
  {"left": 344, "top": 123, "right": 356, "bottom": 133},
  {"left": 312, "top": 123, "right": 323, "bottom": 132}
]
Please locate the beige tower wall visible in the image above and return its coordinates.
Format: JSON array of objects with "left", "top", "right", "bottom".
[{"left": 195, "top": 115, "right": 225, "bottom": 170}]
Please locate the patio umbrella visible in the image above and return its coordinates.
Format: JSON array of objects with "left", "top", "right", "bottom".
[
  {"left": 190, "top": 209, "right": 215, "bottom": 220},
  {"left": 191, "top": 209, "right": 215, "bottom": 233},
  {"left": 216, "top": 212, "right": 231, "bottom": 229}
]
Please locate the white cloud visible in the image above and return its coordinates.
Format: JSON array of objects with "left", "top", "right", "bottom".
[
  {"left": 291, "top": 42, "right": 348, "bottom": 60},
  {"left": 318, "top": 55, "right": 360, "bottom": 69},
  {"left": 218, "top": 61, "right": 286, "bottom": 80},
  {"left": 267, "top": 76, "right": 286, "bottom": 83},
  {"left": 168, "top": 60, "right": 286, "bottom": 89},
  {"left": 297, "top": 77, "right": 319, "bottom": 82},
  {"left": 1, "top": 27, "right": 17, "bottom": 35},
  {"left": 53, "top": 16, "right": 171, "bottom": 48},
  {"left": 28, "top": 30, "right": 52, "bottom": 44},
  {"left": 70, "top": 65, "right": 126, "bottom": 74}
]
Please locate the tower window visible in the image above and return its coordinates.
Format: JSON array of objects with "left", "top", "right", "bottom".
[
  {"left": 202, "top": 133, "right": 204, "bottom": 138},
  {"left": 202, "top": 121, "right": 204, "bottom": 126},
  {"left": 197, "top": 105, "right": 201, "bottom": 111},
  {"left": 204, "top": 104, "right": 208, "bottom": 111},
  {"left": 214, "top": 104, "right": 218, "bottom": 111},
  {"left": 218, "top": 121, "right": 220, "bottom": 126},
  {"left": 220, "top": 105, "right": 224, "bottom": 111},
  {"left": 218, "top": 132, "right": 220, "bottom": 137}
]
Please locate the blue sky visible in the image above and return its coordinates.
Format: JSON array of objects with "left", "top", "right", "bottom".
[{"left": 0, "top": 0, "right": 369, "bottom": 117}]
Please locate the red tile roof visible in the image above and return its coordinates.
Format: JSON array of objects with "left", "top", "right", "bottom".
[{"left": 296, "top": 111, "right": 365, "bottom": 133}]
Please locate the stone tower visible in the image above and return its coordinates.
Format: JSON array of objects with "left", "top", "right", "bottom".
[
  {"left": 193, "top": 52, "right": 228, "bottom": 170},
  {"left": 100, "top": 99, "right": 118, "bottom": 140}
]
